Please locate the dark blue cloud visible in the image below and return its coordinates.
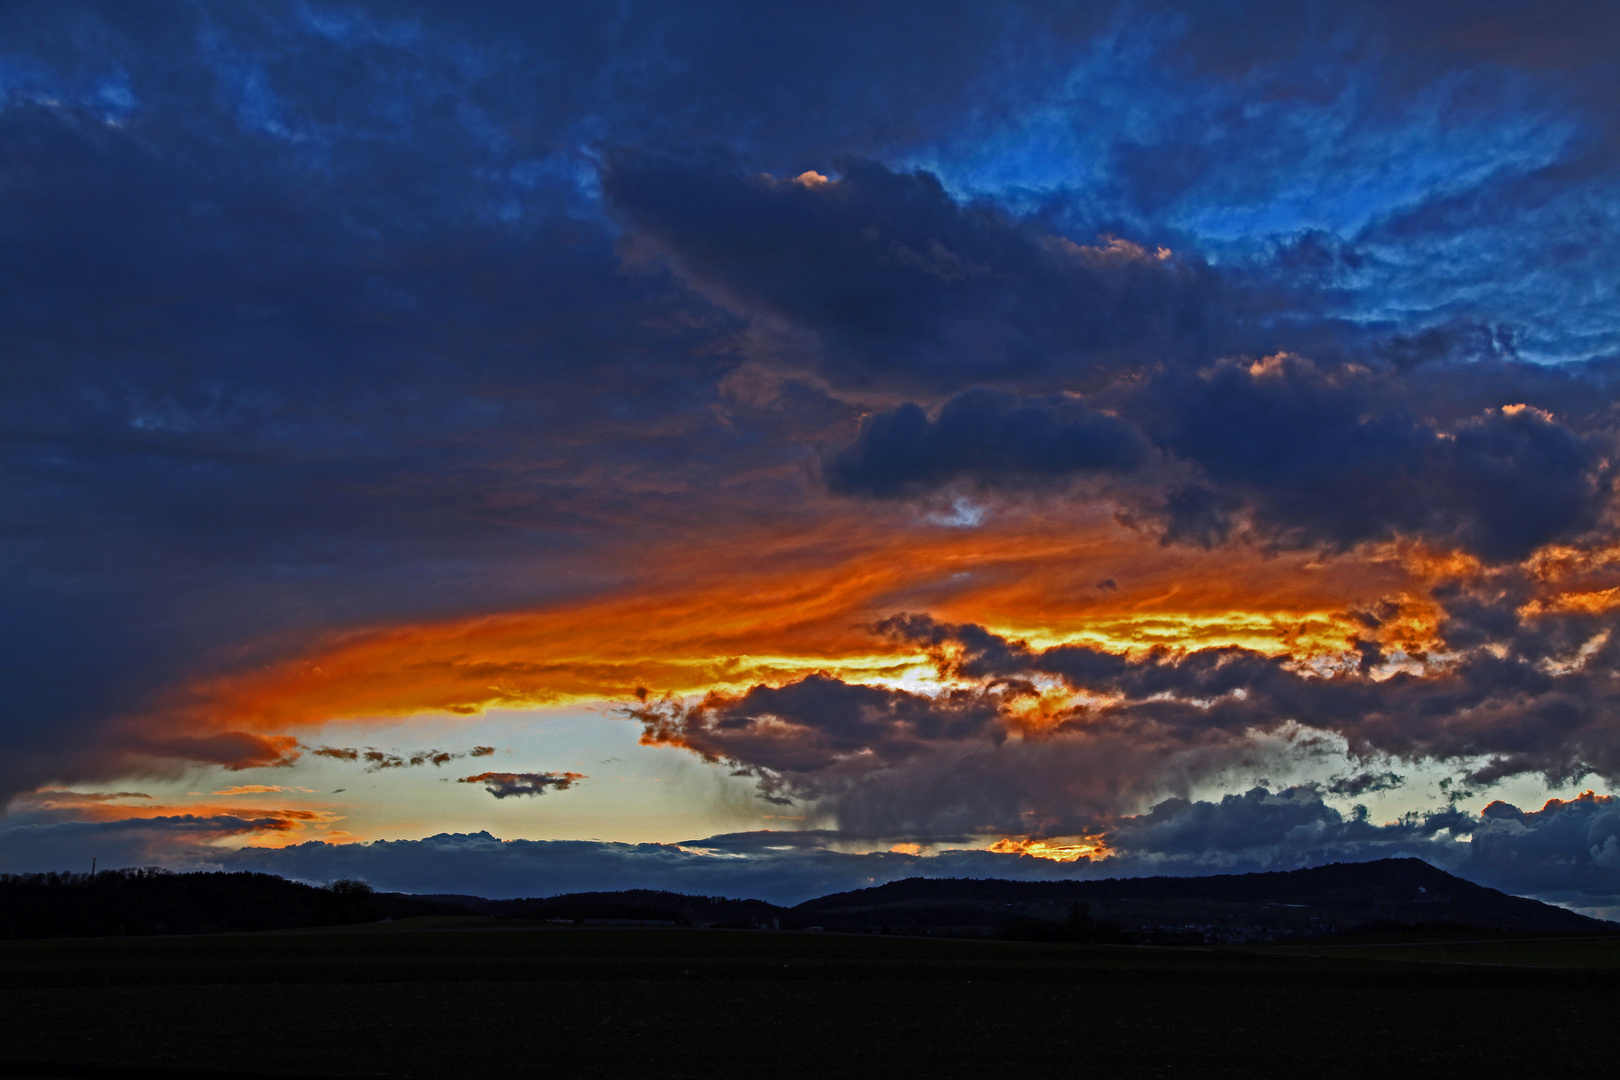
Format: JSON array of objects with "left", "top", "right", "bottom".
[
  {"left": 604, "top": 152, "right": 1236, "bottom": 391},
  {"left": 0, "top": 812, "right": 311, "bottom": 874},
  {"left": 3, "top": 0, "right": 1620, "bottom": 819},
  {"left": 1098, "top": 785, "right": 1620, "bottom": 915},
  {"left": 826, "top": 355, "right": 1611, "bottom": 561},
  {"left": 824, "top": 388, "right": 1146, "bottom": 497},
  {"left": 1140, "top": 357, "right": 1608, "bottom": 559}
]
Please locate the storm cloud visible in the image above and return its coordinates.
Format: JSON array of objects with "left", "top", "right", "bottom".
[
  {"left": 825, "top": 388, "right": 1148, "bottom": 498},
  {"left": 604, "top": 153, "right": 1236, "bottom": 391},
  {"left": 632, "top": 675, "right": 1006, "bottom": 800},
  {"left": 623, "top": 606, "right": 1620, "bottom": 841},
  {"left": 1136, "top": 358, "right": 1610, "bottom": 560},
  {"left": 4, "top": 0, "right": 1620, "bottom": 904},
  {"left": 823, "top": 350, "right": 1612, "bottom": 562},
  {"left": 883, "top": 613, "right": 1620, "bottom": 789}
]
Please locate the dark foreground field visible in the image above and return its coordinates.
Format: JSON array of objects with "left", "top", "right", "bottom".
[{"left": 1, "top": 922, "right": 1616, "bottom": 1080}]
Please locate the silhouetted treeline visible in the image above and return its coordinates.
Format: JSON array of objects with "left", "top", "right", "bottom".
[{"left": 0, "top": 868, "right": 467, "bottom": 939}]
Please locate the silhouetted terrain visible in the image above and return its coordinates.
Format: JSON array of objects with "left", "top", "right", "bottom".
[
  {"left": 1, "top": 859, "right": 1609, "bottom": 942},
  {"left": 788, "top": 858, "right": 1610, "bottom": 941},
  {"left": 0, "top": 869, "right": 467, "bottom": 939},
  {"left": 417, "top": 889, "right": 784, "bottom": 927},
  {"left": 439, "top": 859, "right": 1611, "bottom": 941},
  {"left": 3, "top": 924, "right": 1619, "bottom": 1080}
]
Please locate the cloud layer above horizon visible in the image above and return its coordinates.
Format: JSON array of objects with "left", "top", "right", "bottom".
[
  {"left": 5, "top": 0, "right": 1620, "bottom": 907},
  {"left": 6, "top": 785, "right": 1616, "bottom": 915}
]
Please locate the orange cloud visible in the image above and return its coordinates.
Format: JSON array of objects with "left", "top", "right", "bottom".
[
  {"left": 11, "top": 787, "right": 344, "bottom": 848},
  {"left": 21, "top": 790, "right": 152, "bottom": 808},
  {"left": 1511, "top": 541, "right": 1620, "bottom": 618},
  {"left": 61, "top": 801, "right": 336, "bottom": 825},
  {"left": 986, "top": 836, "right": 1110, "bottom": 862},
  {"left": 1521, "top": 585, "right": 1620, "bottom": 618},
  {"left": 137, "top": 508, "right": 1430, "bottom": 753},
  {"left": 1538, "top": 789, "right": 1613, "bottom": 812}
]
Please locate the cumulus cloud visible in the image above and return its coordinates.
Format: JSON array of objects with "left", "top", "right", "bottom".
[
  {"left": 457, "top": 772, "right": 586, "bottom": 799},
  {"left": 1093, "top": 785, "right": 1620, "bottom": 915},
  {"left": 1135, "top": 357, "right": 1610, "bottom": 561},
  {"left": 633, "top": 675, "right": 1003, "bottom": 796},
  {"left": 618, "top": 605, "right": 1620, "bottom": 842},
  {"left": 822, "top": 355, "right": 1611, "bottom": 563},
  {"left": 631, "top": 665, "right": 1311, "bottom": 833},
  {"left": 1467, "top": 790, "right": 1620, "bottom": 910},
  {"left": 881, "top": 613, "right": 1620, "bottom": 789}
]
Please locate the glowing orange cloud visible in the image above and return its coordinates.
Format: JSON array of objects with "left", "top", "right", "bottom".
[
  {"left": 1521, "top": 586, "right": 1620, "bottom": 618},
  {"left": 140, "top": 505, "right": 1444, "bottom": 755},
  {"left": 987, "top": 836, "right": 1110, "bottom": 862},
  {"left": 1538, "top": 789, "right": 1613, "bottom": 811}
]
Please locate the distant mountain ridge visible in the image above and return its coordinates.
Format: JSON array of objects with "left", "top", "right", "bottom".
[
  {"left": 799, "top": 857, "right": 1474, "bottom": 907},
  {"left": 458, "top": 859, "right": 1610, "bottom": 941},
  {"left": 784, "top": 858, "right": 1609, "bottom": 941},
  {"left": 1, "top": 858, "right": 1610, "bottom": 941}
]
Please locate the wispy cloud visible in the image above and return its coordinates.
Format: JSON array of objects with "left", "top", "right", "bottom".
[{"left": 308, "top": 746, "right": 497, "bottom": 772}]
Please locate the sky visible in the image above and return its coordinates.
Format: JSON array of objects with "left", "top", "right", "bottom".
[{"left": 5, "top": 0, "right": 1620, "bottom": 913}]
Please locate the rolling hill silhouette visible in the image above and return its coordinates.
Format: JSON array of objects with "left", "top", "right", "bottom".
[{"left": 2, "top": 858, "right": 1609, "bottom": 941}]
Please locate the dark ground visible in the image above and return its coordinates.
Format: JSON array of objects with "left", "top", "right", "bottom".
[{"left": 1, "top": 922, "right": 1616, "bottom": 1080}]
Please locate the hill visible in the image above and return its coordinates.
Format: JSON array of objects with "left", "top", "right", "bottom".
[
  {"left": 0, "top": 858, "right": 1608, "bottom": 942},
  {"left": 425, "top": 859, "right": 1608, "bottom": 942},
  {"left": 787, "top": 858, "right": 1609, "bottom": 941}
]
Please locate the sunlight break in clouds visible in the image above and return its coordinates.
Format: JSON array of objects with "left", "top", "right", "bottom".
[{"left": 2, "top": 1, "right": 1620, "bottom": 911}]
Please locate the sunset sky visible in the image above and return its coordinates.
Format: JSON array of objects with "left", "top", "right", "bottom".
[{"left": 5, "top": 0, "right": 1620, "bottom": 913}]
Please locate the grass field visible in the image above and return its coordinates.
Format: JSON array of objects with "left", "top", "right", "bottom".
[
  {"left": 1, "top": 923, "right": 1616, "bottom": 1079},
  {"left": 1253, "top": 933, "right": 1620, "bottom": 969}
]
